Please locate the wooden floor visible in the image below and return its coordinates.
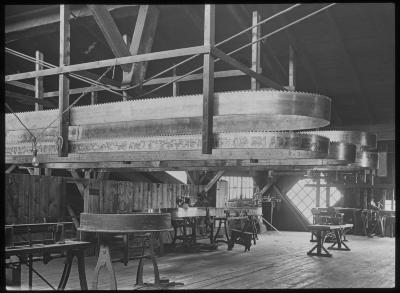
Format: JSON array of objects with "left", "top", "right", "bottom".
[{"left": 9, "top": 231, "right": 395, "bottom": 290}]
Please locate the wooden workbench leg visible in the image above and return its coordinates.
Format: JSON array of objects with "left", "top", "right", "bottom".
[
  {"left": 28, "top": 254, "right": 33, "bottom": 290},
  {"left": 192, "top": 218, "right": 197, "bottom": 244},
  {"left": 123, "top": 234, "right": 129, "bottom": 266},
  {"left": 224, "top": 219, "right": 230, "bottom": 242},
  {"left": 76, "top": 250, "right": 88, "bottom": 290},
  {"left": 158, "top": 232, "right": 164, "bottom": 256},
  {"left": 136, "top": 237, "right": 146, "bottom": 285},
  {"left": 209, "top": 218, "right": 214, "bottom": 244},
  {"left": 172, "top": 222, "right": 178, "bottom": 245},
  {"left": 213, "top": 219, "right": 222, "bottom": 242},
  {"left": 58, "top": 251, "right": 74, "bottom": 290},
  {"left": 307, "top": 230, "right": 332, "bottom": 257},
  {"left": 148, "top": 233, "right": 160, "bottom": 285},
  {"left": 91, "top": 242, "right": 117, "bottom": 290}
]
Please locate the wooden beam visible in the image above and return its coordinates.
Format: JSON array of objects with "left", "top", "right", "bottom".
[
  {"left": 5, "top": 90, "right": 56, "bottom": 107},
  {"left": 87, "top": 5, "right": 132, "bottom": 72},
  {"left": 39, "top": 70, "right": 244, "bottom": 98},
  {"left": 172, "top": 67, "right": 180, "bottom": 96},
  {"left": 316, "top": 178, "right": 320, "bottom": 207},
  {"left": 288, "top": 45, "right": 296, "bottom": 90},
  {"left": 5, "top": 164, "right": 17, "bottom": 174},
  {"left": 202, "top": 4, "right": 215, "bottom": 154},
  {"left": 326, "top": 186, "right": 330, "bottom": 207},
  {"left": 211, "top": 47, "right": 286, "bottom": 90},
  {"left": 5, "top": 5, "right": 135, "bottom": 42},
  {"left": 204, "top": 170, "right": 225, "bottom": 193},
  {"left": 91, "top": 91, "right": 98, "bottom": 105},
  {"left": 235, "top": 5, "right": 287, "bottom": 84},
  {"left": 7, "top": 81, "right": 35, "bottom": 91},
  {"left": 77, "top": 70, "right": 120, "bottom": 88},
  {"left": 5, "top": 45, "right": 209, "bottom": 81},
  {"left": 35, "top": 51, "right": 44, "bottom": 111},
  {"left": 124, "top": 5, "right": 159, "bottom": 85},
  {"left": 122, "top": 34, "right": 131, "bottom": 101},
  {"left": 251, "top": 10, "right": 261, "bottom": 90},
  {"left": 186, "top": 171, "right": 195, "bottom": 185},
  {"left": 66, "top": 204, "right": 80, "bottom": 230},
  {"left": 58, "top": 5, "right": 70, "bottom": 157},
  {"left": 69, "top": 169, "right": 86, "bottom": 197},
  {"left": 34, "top": 51, "right": 44, "bottom": 175},
  {"left": 257, "top": 181, "right": 274, "bottom": 197}
]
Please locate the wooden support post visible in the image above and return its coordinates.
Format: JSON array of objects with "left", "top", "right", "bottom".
[
  {"left": 90, "top": 91, "right": 98, "bottom": 105},
  {"left": 326, "top": 186, "right": 330, "bottom": 207},
  {"left": 202, "top": 4, "right": 215, "bottom": 154},
  {"left": 70, "top": 170, "right": 86, "bottom": 197},
  {"left": 251, "top": 11, "right": 261, "bottom": 90},
  {"left": 127, "top": 5, "right": 159, "bottom": 85},
  {"left": 87, "top": 5, "right": 132, "bottom": 73},
  {"left": 204, "top": 170, "right": 224, "bottom": 194},
  {"left": 58, "top": 5, "right": 70, "bottom": 157},
  {"left": 172, "top": 66, "right": 180, "bottom": 96},
  {"left": 391, "top": 189, "right": 394, "bottom": 210},
  {"left": 381, "top": 189, "right": 387, "bottom": 210},
  {"left": 316, "top": 178, "right": 321, "bottom": 207},
  {"left": 35, "top": 51, "right": 44, "bottom": 111},
  {"left": 122, "top": 34, "right": 130, "bottom": 101},
  {"left": 288, "top": 45, "right": 296, "bottom": 90},
  {"left": 66, "top": 204, "right": 80, "bottom": 230},
  {"left": 186, "top": 171, "right": 195, "bottom": 185}
]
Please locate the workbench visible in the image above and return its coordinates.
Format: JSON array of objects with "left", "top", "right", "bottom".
[
  {"left": 6, "top": 240, "right": 91, "bottom": 290},
  {"left": 307, "top": 224, "right": 353, "bottom": 257}
]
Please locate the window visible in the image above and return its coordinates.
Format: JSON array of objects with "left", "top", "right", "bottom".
[
  {"left": 220, "top": 176, "right": 254, "bottom": 200},
  {"left": 385, "top": 200, "right": 395, "bottom": 211},
  {"left": 286, "top": 175, "right": 344, "bottom": 223}
]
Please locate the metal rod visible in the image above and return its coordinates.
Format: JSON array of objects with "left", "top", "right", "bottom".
[{"left": 261, "top": 216, "right": 280, "bottom": 233}]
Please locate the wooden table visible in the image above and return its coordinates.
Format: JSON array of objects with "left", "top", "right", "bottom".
[
  {"left": 5, "top": 240, "right": 91, "bottom": 290},
  {"left": 307, "top": 224, "right": 353, "bottom": 257}
]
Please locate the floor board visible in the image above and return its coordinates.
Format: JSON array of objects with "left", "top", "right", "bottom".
[{"left": 8, "top": 231, "right": 395, "bottom": 290}]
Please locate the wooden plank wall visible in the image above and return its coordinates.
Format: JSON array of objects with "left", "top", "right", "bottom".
[
  {"left": 84, "top": 179, "right": 205, "bottom": 213},
  {"left": 5, "top": 174, "right": 66, "bottom": 224}
]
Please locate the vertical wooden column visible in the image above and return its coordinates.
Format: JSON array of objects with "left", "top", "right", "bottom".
[
  {"left": 316, "top": 178, "right": 321, "bottom": 207},
  {"left": 326, "top": 186, "right": 330, "bottom": 207},
  {"left": 251, "top": 11, "right": 261, "bottom": 90},
  {"left": 202, "top": 4, "right": 215, "bottom": 154},
  {"left": 91, "top": 92, "right": 98, "bottom": 105},
  {"left": 35, "top": 51, "right": 44, "bottom": 111},
  {"left": 288, "top": 45, "right": 296, "bottom": 90},
  {"left": 34, "top": 51, "right": 44, "bottom": 176},
  {"left": 58, "top": 4, "right": 70, "bottom": 157},
  {"left": 391, "top": 189, "right": 394, "bottom": 210},
  {"left": 172, "top": 67, "right": 180, "bottom": 96},
  {"left": 122, "top": 34, "right": 130, "bottom": 101},
  {"left": 381, "top": 189, "right": 387, "bottom": 210}
]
